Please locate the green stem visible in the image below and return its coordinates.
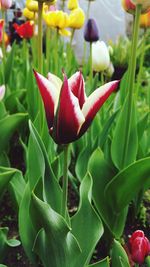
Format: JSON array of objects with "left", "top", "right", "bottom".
[
  {"left": 87, "top": 1, "right": 91, "bottom": 19},
  {"left": 23, "top": 38, "right": 27, "bottom": 61},
  {"left": 55, "top": 28, "right": 59, "bottom": 74},
  {"left": 89, "top": 42, "right": 93, "bottom": 84},
  {"left": 61, "top": 145, "right": 69, "bottom": 220},
  {"left": 61, "top": 0, "right": 65, "bottom": 11},
  {"left": 38, "top": 1, "right": 43, "bottom": 73},
  {"left": 101, "top": 71, "right": 105, "bottom": 85},
  {"left": 70, "top": 28, "right": 75, "bottom": 46},
  {"left": 46, "top": 26, "right": 51, "bottom": 73},
  {"left": 123, "top": 4, "right": 142, "bottom": 166},
  {"left": 136, "top": 30, "right": 146, "bottom": 97}
]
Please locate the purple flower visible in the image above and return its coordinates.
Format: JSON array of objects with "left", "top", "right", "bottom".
[{"left": 84, "top": 18, "right": 99, "bottom": 43}]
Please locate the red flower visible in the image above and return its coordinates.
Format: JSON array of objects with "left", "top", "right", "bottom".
[
  {"left": 0, "top": 20, "right": 4, "bottom": 42},
  {"left": 34, "top": 70, "right": 119, "bottom": 144},
  {"left": 13, "top": 21, "right": 34, "bottom": 39},
  {"left": 129, "top": 230, "right": 150, "bottom": 265}
]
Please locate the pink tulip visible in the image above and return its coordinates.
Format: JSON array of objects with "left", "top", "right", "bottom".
[
  {"left": 1, "top": 0, "right": 12, "bottom": 9},
  {"left": 34, "top": 70, "right": 119, "bottom": 144}
]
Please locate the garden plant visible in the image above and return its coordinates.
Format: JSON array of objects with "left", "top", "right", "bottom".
[{"left": 0, "top": 0, "right": 150, "bottom": 266}]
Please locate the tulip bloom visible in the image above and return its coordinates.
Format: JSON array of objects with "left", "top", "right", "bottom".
[
  {"left": 92, "top": 41, "right": 110, "bottom": 72},
  {"left": 129, "top": 230, "right": 150, "bottom": 264},
  {"left": 43, "top": 9, "right": 70, "bottom": 29},
  {"left": 34, "top": 70, "right": 119, "bottom": 144},
  {"left": 23, "top": 7, "right": 35, "bottom": 20},
  {"left": 67, "top": 0, "right": 79, "bottom": 10},
  {"left": 0, "top": 20, "right": 4, "bottom": 43},
  {"left": 69, "top": 7, "right": 85, "bottom": 29},
  {"left": 1, "top": 0, "right": 12, "bottom": 9},
  {"left": 26, "top": 0, "right": 38, "bottom": 12},
  {"left": 122, "top": 0, "right": 150, "bottom": 13},
  {"left": 84, "top": 18, "right": 99, "bottom": 43},
  {"left": 0, "top": 85, "right": 5, "bottom": 101},
  {"left": 13, "top": 21, "right": 34, "bottom": 39},
  {"left": 140, "top": 10, "right": 150, "bottom": 27},
  {"left": 122, "top": 0, "right": 135, "bottom": 13}
]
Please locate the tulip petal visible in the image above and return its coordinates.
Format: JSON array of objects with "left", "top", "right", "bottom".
[
  {"left": 53, "top": 75, "right": 85, "bottom": 144},
  {"left": 47, "top": 72, "right": 62, "bottom": 92},
  {"left": 68, "top": 71, "right": 86, "bottom": 108},
  {"left": 34, "top": 70, "right": 59, "bottom": 128},
  {"left": 79, "top": 80, "right": 120, "bottom": 136}
]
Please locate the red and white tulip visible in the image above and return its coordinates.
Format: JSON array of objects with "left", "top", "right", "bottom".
[
  {"left": 0, "top": 85, "right": 5, "bottom": 101},
  {"left": 34, "top": 70, "right": 119, "bottom": 144}
]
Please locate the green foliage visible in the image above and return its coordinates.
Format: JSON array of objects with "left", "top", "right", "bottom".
[{"left": 0, "top": 227, "right": 20, "bottom": 262}]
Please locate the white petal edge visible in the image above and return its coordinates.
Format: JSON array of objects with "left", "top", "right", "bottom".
[
  {"left": 82, "top": 81, "right": 118, "bottom": 118},
  {"left": 0, "top": 85, "right": 5, "bottom": 101}
]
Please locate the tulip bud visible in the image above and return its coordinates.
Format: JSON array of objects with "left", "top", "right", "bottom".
[
  {"left": 140, "top": 10, "right": 150, "bottom": 27},
  {"left": 92, "top": 41, "right": 110, "bottom": 72},
  {"left": 1, "top": 0, "right": 12, "bottom": 9},
  {"left": 121, "top": 0, "right": 136, "bottom": 14},
  {"left": 68, "top": 7, "right": 85, "bottom": 29},
  {"left": 26, "top": 0, "right": 38, "bottom": 12},
  {"left": 0, "top": 85, "right": 5, "bottom": 101},
  {"left": 129, "top": 230, "right": 150, "bottom": 265},
  {"left": 23, "top": 7, "right": 35, "bottom": 20},
  {"left": 84, "top": 18, "right": 99, "bottom": 43},
  {"left": 0, "top": 48, "right": 3, "bottom": 59},
  {"left": 105, "top": 62, "right": 114, "bottom": 78},
  {"left": 67, "top": 0, "right": 79, "bottom": 10}
]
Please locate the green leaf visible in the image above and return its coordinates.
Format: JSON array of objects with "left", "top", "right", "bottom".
[
  {"left": 30, "top": 193, "right": 81, "bottom": 267},
  {"left": 4, "top": 42, "right": 16, "bottom": 84},
  {"left": 29, "top": 121, "right": 62, "bottom": 213},
  {"left": 105, "top": 157, "right": 150, "bottom": 214},
  {"left": 0, "top": 167, "right": 17, "bottom": 202},
  {"left": 87, "top": 257, "right": 110, "bottom": 267},
  {"left": 0, "top": 227, "right": 20, "bottom": 262},
  {"left": 99, "top": 110, "right": 119, "bottom": 149},
  {"left": 111, "top": 97, "right": 138, "bottom": 170},
  {"left": 75, "top": 145, "right": 92, "bottom": 181},
  {"left": 6, "top": 239, "right": 21, "bottom": 247},
  {"left": 88, "top": 148, "right": 128, "bottom": 237},
  {"left": 137, "top": 112, "right": 149, "bottom": 141},
  {"left": 0, "top": 264, "right": 7, "bottom": 267},
  {"left": 0, "top": 102, "right": 7, "bottom": 120},
  {"left": 0, "top": 113, "right": 28, "bottom": 154},
  {"left": 111, "top": 240, "right": 130, "bottom": 267},
  {"left": 9, "top": 170, "right": 26, "bottom": 209},
  {"left": 71, "top": 173, "right": 103, "bottom": 266},
  {"left": 19, "top": 183, "right": 38, "bottom": 264}
]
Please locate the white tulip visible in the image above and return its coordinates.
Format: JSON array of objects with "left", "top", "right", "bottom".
[
  {"left": 0, "top": 85, "right": 5, "bottom": 101},
  {"left": 92, "top": 41, "right": 110, "bottom": 72},
  {"left": 0, "top": 48, "right": 3, "bottom": 59},
  {"left": 105, "top": 62, "right": 115, "bottom": 78}
]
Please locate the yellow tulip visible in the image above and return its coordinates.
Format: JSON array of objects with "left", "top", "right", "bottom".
[
  {"left": 69, "top": 7, "right": 85, "bottom": 29},
  {"left": 67, "top": 0, "right": 79, "bottom": 10},
  {"left": 59, "top": 28, "right": 71, "bottom": 36},
  {"left": 43, "top": 10, "right": 70, "bottom": 29},
  {"left": 23, "top": 7, "right": 35, "bottom": 19},
  {"left": 140, "top": 11, "right": 150, "bottom": 27},
  {"left": 26, "top": 0, "right": 38, "bottom": 12}
]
